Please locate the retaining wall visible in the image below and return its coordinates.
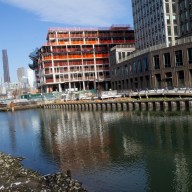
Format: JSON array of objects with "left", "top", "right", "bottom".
[{"left": 42, "top": 99, "right": 192, "bottom": 112}]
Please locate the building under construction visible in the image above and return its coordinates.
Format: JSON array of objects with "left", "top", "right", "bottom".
[{"left": 29, "top": 25, "right": 134, "bottom": 93}]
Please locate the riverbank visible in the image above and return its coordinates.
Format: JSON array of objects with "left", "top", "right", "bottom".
[
  {"left": 2, "top": 96, "right": 192, "bottom": 112},
  {"left": 0, "top": 152, "right": 86, "bottom": 191}
]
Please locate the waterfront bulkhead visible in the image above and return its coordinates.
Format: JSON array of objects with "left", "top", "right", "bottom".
[{"left": 29, "top": 25, "right": 135, "bottom": 93}]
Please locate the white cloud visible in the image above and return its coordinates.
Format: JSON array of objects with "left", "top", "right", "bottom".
[{"left": 1, "top": 0, "right": 132, "bottom": 26}]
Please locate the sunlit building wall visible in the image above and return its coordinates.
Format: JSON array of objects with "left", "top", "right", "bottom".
[
  {"left": 27, "top": 68, "right": 35, "bottom": 88},
  {"left": 132, "top": 0, "right": 178, "bottom": 50}
]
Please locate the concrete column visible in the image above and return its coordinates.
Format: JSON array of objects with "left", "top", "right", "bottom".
[
  {"left": 83, "top": 81, "right": 85, "bottom": 90},
  {"left": 58, "top": 84, "right": 62, "bottom": 92}
]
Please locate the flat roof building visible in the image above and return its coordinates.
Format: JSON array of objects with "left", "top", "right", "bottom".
[{"left": 29, "top": 25, "right": 135, "bottom": 93}]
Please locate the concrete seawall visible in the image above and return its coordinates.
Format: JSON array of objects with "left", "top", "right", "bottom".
[
  {"left": 42, "top": 99, "right": 192, "bottom": 112},
  {"left": 1, "top": 99, "right": 192, "bottom": 112}
]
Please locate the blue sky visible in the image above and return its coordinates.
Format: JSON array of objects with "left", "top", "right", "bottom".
[{"left": 0, "top": 0, "right": 133, "bottom": 82}]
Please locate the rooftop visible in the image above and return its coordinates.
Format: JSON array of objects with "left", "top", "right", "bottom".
[{"left": 48, "top": 24, "right": 133, "bottom": 33}]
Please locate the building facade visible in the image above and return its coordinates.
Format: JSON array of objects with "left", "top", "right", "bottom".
[
  {"left": 110, "top": 37, "right": 192, "bottom": 90},
  {"left": 132, "top": 0, "right": 178, "bottom": 50},
  {"left": 109, "top": 0, "right": 192, "bottom": 91},
  {"left": 27, "top": 68, "right": 35, "bottom": 88},
  {"left": 2, "top": 49, "right": 10, "bottom": 83},
  {"left": 29, "top": 25, "right": 134, "bottom": 93},
  {"left": 109, "top": 45, "right": 136, "bottom": 89},
  {"left": 17, "top": 67, "right": 26, "bottom": 83},
  {"left": 177, "top": 0, "right": 192, "bottom": 37}
]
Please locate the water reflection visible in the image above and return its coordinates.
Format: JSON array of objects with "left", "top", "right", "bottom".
[
  {"left": 38, "top": 109, "right": 146, "bottom": 191},
  {"left": 1, "top": 110, "right": 192, "bottom": 191},
  {"left": 39, "top": 110, "right": 125, "bottom": 171}
]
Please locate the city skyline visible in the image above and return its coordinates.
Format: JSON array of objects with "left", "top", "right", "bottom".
[{"left": 0, "top": 0, "right": 133, "bottom": 82}]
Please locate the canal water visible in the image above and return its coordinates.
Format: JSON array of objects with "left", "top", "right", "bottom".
[{"left": 0, "top": 109, "right": 192, "bottom": 191}]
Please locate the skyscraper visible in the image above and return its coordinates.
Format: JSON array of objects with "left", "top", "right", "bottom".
[
  {"left": 132, "top": 0, "right": 178, "bottom": 50},
  {"left": 2, "top": 49, "right": 10, "bottom": 83},
  {"left": 17, "top": 67, "right": 26, "bottom": 83}
]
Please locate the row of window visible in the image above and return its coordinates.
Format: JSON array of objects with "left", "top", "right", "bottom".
[
  {"left": 179, "top": 0, "right": 191, "bottom": 11},
  {"left": 165, "top": 2, "right": 176, "bottom": 14},
  {"left": 111, "top": 47, "right": 192, "bottom": 79},
  {"left": 135, "top": 34, "right": 166, "bottom": 50},
  {"left": 153, "top": 48, "right": 192, "bottom": 69},
  {"left": 180, "top": 21, "right": 192, "bottom": 34},
  {"left": 112, "top": 58, "right": 149, "bottom": 77}
]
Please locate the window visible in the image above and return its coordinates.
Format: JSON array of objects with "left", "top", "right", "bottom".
[
  {"left": 191, "top": 21, "right": 192, "bottom": 31},
  {"left": 188, "top": 48, "right": 192, "bottom": 64},
  {"left": 118, "top": 52, "right": 121, "bottom": 60},
  {"left": 166, "top": 3, "right": 169, "bottom": 13},
  {"left": 139, "top": 60, "right": 142, "bottom": 73},
  {"left": 172, "top": 4, "right": 176, "bottom": 13},
  {"left": 125, "top": 65, "right": 128, "bottom": 75},
  {"left": 174, "top": 26, "right": 178, "bottom": 35},
  {"left": 186, "top": 23, "right": 189, "bottom": 32},
  {"left": 173, "top": 15, "right": 177, "bottom": 24},
  {"left": 164, "top": 53, "right": 171, "bottom": 68},
  {"left": 155, "top": 74, "right": 162, "bottom": 88},
  {"left": 153, "top": 55, "right": 160, "bottom": 69},
  {"left": 178, "top": 71, "right": 184, "bottom": 87},
  {"left": 133, "top": 62, "right": 137, "bottom": 74},
  {"left": 166, "top": 15, "right": 170, "bottom": 24},
  {"left": 175, "top": 50, "right": 183, "bottom": 66},
  {"left": 168, "top": 37, "right": 172, "bottom": 44},
  {"left": 129, "top": 63, "right": 133, "bottom": 74},
  {"left": 167, "top": 26, "right": 171, "bottom": 36},
  {"left": 143, "top": 58, "right": 148, "bottom": 71},
  {"left": 181, "top": 24, "right": 185, "bottom": 34}
]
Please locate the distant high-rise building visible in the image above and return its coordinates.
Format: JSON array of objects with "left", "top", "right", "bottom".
[
  {"left": 178, "top": 0, "right": 192, "bottom": 37},
  {"left": 2, "top": 49, "right": 10, "bottom": 83},
  {"left": 27, "top": 68, "right": 35, "bottom": 88},
  {"left": 132, "top": 0, "right": 178, "bottom": 50},
  {"left": 17, "top": 67, "right": 26, "bottom": 83}
]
